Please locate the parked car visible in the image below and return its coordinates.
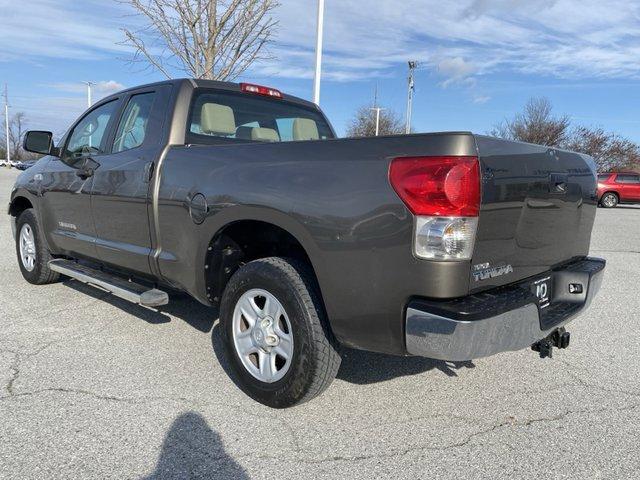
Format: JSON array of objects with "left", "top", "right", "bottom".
[
  {"left": 10, "top": 79, "right": 605, "bottom": 407},
  {"left": 597, "top": 172, "right": 640, "bottom": 207},
  {"left": 14, "top": 160, "right": 37, "bottom": 171}
]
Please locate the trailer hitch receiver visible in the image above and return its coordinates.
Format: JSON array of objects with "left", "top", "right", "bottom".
[{"left": 531, "top": 327, "right": 570, "bottom": 359}]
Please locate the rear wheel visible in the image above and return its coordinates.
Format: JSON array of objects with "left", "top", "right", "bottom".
[
  {"left": 220, "top": 257, "right": 341, "bottom": 408},
  {"left": 600, "top": 192, "right": 619, "bottom": 208},
  {"left": 15, "top": 209, "right": 60, "bottom": 284}
]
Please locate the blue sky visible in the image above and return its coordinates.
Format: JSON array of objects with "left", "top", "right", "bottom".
[{"left": 2, "top": 0, "right": 640, "bottom": 140}]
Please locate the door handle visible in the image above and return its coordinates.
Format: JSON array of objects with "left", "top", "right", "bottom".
[{"left": 143, "top": 161, "right": 155, "bottom": 183}]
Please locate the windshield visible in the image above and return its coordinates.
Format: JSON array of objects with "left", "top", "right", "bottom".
[{"left": 187, "top": 89, "right": 334, "bottom": 144}]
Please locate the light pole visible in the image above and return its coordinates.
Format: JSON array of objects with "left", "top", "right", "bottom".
[
  {"left": 313, "top": 0, "right": 325, "bottom": 105},
  {"left": 4, "top": 84, "right": 10, "bottom": 164},
  {"left": 405, "top": 61, "right": 417, "bottom": 134},
  {"left": 370, "top": 107, "right": 384, "bottom": 136},
  {"left": 83, "top": 81, "right": 95, "bottom": 108}
]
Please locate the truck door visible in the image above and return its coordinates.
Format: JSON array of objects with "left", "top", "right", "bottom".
[
  {"left": 90, "top": 86, "right": 169, "bottom": 275},
  {"left": 621, "top": 174, "right": 640, "bottom": 201},
  {"left": 614, "top": 174, "right": 640, "bottom": 202},
  {"left": 40, "top": 98, "right": 122, "bottom": 260}
]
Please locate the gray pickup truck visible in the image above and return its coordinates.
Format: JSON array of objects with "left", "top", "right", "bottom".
[{"left": 11, "top": 79, "right": 605, "bottom": 407}]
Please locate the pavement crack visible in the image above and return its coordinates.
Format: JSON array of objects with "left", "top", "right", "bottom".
[
  {"left": 556, "top": 358, "right": 640, "bottom": 399},
  {"left": 5, "top": 352, "right": 20, "bottom": 395},
  {"left": 1, "top": 316, "right": 118, "bottom": 397},
  {"left": 591, "top": 249, "right": 640, "bottom": 255},
  {"left": 245, "top": 403, "right": 640, "bottom": 465},
  {"left": 0, "top": 387, "right": 195, "bottom": 405}
]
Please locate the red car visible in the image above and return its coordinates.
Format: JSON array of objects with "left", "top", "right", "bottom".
[{"left": 597, "top": 172, "right": 640, "bottom": 208}]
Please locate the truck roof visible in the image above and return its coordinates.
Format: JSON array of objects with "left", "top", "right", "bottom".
[{"left": 104, "top": 78, "right": 320, "bottom": 111}]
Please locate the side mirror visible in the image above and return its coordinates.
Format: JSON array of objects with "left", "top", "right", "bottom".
[{"left": 23, "top": 131, "right": 59, "bottom": 156}]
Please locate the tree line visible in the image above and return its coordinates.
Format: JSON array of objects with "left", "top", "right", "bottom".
[{"left": 346, "top": 96, "right": 639, "bottom": 172}]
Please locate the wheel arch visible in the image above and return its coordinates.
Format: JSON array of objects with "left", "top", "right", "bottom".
[
  {"left": 8, "top": 194, "right": 34, "bottom": 218},
  {"left": 599, "top": 190, "right": 620, "bottom": 202},
  {"left": 201, "top": 216, "right": 325, "bottom": 311}
]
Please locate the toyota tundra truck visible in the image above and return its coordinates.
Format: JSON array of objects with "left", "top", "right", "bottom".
[{"left": 10, "top": 79, "right": 605, "bottom": 407}]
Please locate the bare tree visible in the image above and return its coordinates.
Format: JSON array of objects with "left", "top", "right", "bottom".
[
  {"left": 346, "top": 106, "right": 406, "bottom": 138},
  {"left": 565, "top": 126, "right": 640, "bottom": 172},
  {"left": 0, "top": 112, "right": 37, "bottom": 161},
  {"left": 9, "top": 112, "right": 26, "bottom": 160},
  {"left": 491, "top": 97, "right": 570, "bottom": 147},
  {"left": 120, "top": 0, "right": 279, "bottom": 80}
]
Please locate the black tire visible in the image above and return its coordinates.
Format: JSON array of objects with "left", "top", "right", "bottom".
[
  {"left": 15, "top": 209, "right": 60, "bottom": 285},
  {"left": 600, "top": 192, "right": 619, "bottom": 208},
  {"left": 220, "top": 257, "right": 341, "bottom": 408}
]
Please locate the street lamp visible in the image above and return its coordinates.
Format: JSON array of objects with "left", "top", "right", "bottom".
[
  {"left": 405, "top": 61, "right": 418, "bottom": 134},
  {"left": 313, "top": 0, "right": 325, "bottom": 105}
]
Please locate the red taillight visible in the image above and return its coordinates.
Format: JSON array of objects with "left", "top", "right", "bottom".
[
  {"left": 240, "top": 83, "right": 283, "bottom": 98},
  {"left": 389, "top": 156, "right": 481, "bottom": 217}
]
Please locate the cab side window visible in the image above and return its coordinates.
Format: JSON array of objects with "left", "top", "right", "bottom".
[
  {"left": 112, "top": 92, "right": 156, "bottom": 153},
  {"left": 64, "top": 100, "right": 119, "bottom": 164},
  {"left": 616, "top": 174, "right": 640, "bottom": 184}
]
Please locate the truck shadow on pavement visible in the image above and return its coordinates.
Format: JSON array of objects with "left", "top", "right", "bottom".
[
  {"left": 143, "top": 412, "right": 248, "bottom": 480},
  {"left": 64, "top": 281, "right": 216, "bottom": 333},
  {"left": 209, "top": 321, "right": 475, "bottom": 387},
  {"left": 336, "top": 349, "right": 475, "bottom": 384},
  {"left": 64, "top": 281, "right": 474, "bottom": 385}
]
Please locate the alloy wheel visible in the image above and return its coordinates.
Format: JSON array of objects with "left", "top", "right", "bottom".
[
  {"left": 19, "top": 224, "right": 36, "bottom": 272},
  {"left": 231, "top": 288, "right": 294, "bottom": 383}
]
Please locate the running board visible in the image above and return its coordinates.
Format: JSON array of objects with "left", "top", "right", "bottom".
[{"left": 48, "top": 259, "right": 169, "bottom": 307}]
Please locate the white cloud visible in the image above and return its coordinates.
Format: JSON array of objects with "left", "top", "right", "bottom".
[
  {"left": 437, "top": 58, "right": 477, "bottom": 87},
  {"left": 49, "top": 81, "right": 126, "bottom": 95},
  {"left": 0, "top": 0, "right": 130, "bottom": 61},
  {"left": 473, "top": 95, "right": 491, "bottom": 105},
  {"left": 260, "top": 0, "right": 640, "bottom": 89},
  {"left": 3, "top": 0, "right": 640, "bottom": 102}
]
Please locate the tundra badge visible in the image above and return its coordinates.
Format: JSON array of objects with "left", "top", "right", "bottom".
[{"left": 472, "top": 263, "right": 514, "bottom": 282}]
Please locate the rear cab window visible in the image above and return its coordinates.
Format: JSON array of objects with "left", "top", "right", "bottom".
[
  {"left": 112, "top": 92, "right": 156, "bottom": 153},
  {"left": 186, "top": 89, "right": 334, "bottom": 145}
]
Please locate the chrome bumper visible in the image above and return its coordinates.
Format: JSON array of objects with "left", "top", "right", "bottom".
[{"left": 405, "top": 258, "right": 605, "bottom": 361}]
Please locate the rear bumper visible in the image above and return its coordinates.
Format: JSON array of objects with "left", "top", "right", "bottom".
[{"left": 405, "top": 257, "right": 605, "bottom": 361}]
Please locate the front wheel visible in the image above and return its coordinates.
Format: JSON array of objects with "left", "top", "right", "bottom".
[
  {"left": 15, "top": 209, "right": 60, "bottom": 285},
  {"left": 220, "top": 257, "right": 341, "bottom": 408},
  {"left": 600, "top": 192, "right": 619, "bottom": 208}
]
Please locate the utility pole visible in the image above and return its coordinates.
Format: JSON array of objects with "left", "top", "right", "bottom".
[
  {"left": 4, "top": 84, "right": 10, "bottom": 163},
  {"left": 370, "top": 84, "right": 383, "bottom": 136},
  {"left": 405, "top": 61, "right": 418, "bottom": 134},
  {"left": 83, "top": 81, "right": 95, "bottom": 108},
  {"left": 370, "top": 106, "right": 383, "bottom": 136},
  {"left": 313, "top": 0, "right": 325, "bottom": 105}
]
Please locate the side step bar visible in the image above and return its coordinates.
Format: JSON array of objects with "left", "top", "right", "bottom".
[{"left": 48, "top": 259, "right": 169, "bottom": 307}]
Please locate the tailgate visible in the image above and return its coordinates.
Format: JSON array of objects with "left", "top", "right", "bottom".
[{"left": 470, "top": 135, "right": 598, "bottom": 292}]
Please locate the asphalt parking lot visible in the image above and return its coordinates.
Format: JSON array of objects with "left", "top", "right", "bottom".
[{"left": 0, "top": 167, "right": 638, "bottom": 480}]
